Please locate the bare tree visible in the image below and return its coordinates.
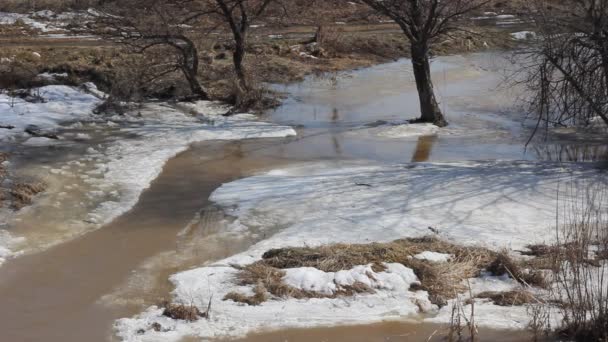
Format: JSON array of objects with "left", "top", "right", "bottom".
[
  {"left": 91, "top": 0, "right": 211, "bottom": 99},
  {"left": 207, "top": 0, "right": 279, "bottom": 91},
  {"left": 360, "top": 0, "right": 487, "bottom": 127},
  {"left": 521, "top": 0, "right": 608, "bottom": 137}
]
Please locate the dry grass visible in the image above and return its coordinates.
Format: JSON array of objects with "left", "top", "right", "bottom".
[
  {"left": 9, "top": 182, "right": 46, "bottom": 209},
  {"left": 161, "top": 302, "right": 205, "bottom": 322},
  {"left": 223, "top": 284, "right": 269, "bottom": 306},
  {"left": 225, "top": 236, "right": 498, "bottom": 307},
  {"left": 488, "top": 252, "right": 549, "bottom": 288},
  {"left": 476, "top": 290, "right": 536, "bottom": 306}
]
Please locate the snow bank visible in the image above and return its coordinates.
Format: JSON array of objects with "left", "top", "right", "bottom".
[
  {"left": 115, "top": 160, "right": 602, "bottom": 340},
  {"left": 115, "top": 262, "right": 432, "bottom": 341},
  {"left": 0, "top": 85, "right": 100, "bottom": 142},
  {"left": 209, "top": 161, "right": 598, "bottom": 252}
]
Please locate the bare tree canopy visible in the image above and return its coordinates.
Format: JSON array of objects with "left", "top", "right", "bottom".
[
  {"left": 523, "top": 0, "right": 608, "bottom": 134},
  {"left": 207, "top": 0, "right": 280, "bottom": 90},
  {"left": 90, "top": 0, "right": 211, "bottom": 99},
  {"left": 361, "top": 0, "right": 487, "bottom": 127}
]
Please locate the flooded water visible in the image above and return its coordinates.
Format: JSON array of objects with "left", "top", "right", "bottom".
[{"left": 0, "top": 52, "right": 604, "bottom": 341}]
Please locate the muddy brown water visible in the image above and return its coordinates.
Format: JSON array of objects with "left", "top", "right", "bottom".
[
  {"left": 0, "top": 52, "right": 604, "bottom": 341},
  {"left": 228, "top": 321, "right": 533, "bottom": 342},
  {"left": 0, "top": 140, "right": 298, "bottom": 342}
]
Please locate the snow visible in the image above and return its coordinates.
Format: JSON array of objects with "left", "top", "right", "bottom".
[
  {"left": 0, "top": 85, "right": 100, "bottom": 143},
  {"left": 37, "top": 72, "right": 68, "bottom": 80},
  {"left": 375, "top": 123, "right": 440, "bottom": 138},
  {"left": 0, "top": 88, "right": 296, "bottom": 264},
  {"left": 115, "top": 262, "right": 432, "bottom": 341},
  {"left": 426, "top": 272, "right": 561, "bottom": 330},
  {"left": 282, "top": 263, "right": 419, "bottom": 295},
  {"left": 115, "top": 160, "right": 603, "bottom": 340},
  {"left": 511, "top": 31, "right": 536, "bottom": 40},
  {"left": 414, "top": 251, "right": 452, "bottom": 263},
  {"left": 0, "top": 230, "right": 24, "bottom": 266},
  {"left": 0, "top": 11, "right": 81, "bottom": 33},
  {"left": 208, "top": 161, "right": 598, "bottom": 252}
]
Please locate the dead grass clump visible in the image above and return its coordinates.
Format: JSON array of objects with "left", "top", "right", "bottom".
[
  {"left": 476, "top": 290, "right": 536, "bottom": 306},
  {"left": 521, "top": 244, "right": 562, "bottom": 257},
  {"left": 9, "top": 182, "right": 46, "bottom": 209},
  {"left": 223, "top": 284, "right": 269, "bottom": 306},
  {"left": 261, "top": 236, "right": 495, "bottom": 273},
  {"left": 233, "top": 236, "right": 498, "bottom": 306},
  {"left": 488, "top": 252, "right": 549, "bottom": 288},
  {"left": 161, "top": 302, "right": 204, "bottom": 322}
]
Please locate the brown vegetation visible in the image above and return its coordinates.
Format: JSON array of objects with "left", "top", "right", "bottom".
[
  {"left": 9, "top": 182, "right": 46, "bottom": 209},
  {"left": 0, "top": 153, "right": 46, "bottom": 210},
  {"left": 161, "top": 301, "right": 206, "bottom": 322},
  {"left": 487, "top": 252, "right": 549, "bottom": 288},
  {"left": 524, "top": 181, "right": 608, "bottom": 342},
  {"left": 224, "top": 284, "right": 269, "bottom": 306},
  {"left": 224, "top": 236, "right": 499, "bottom": 306},
  {"left": 476, "top": 290, "right": 536, "bottom": 306}
]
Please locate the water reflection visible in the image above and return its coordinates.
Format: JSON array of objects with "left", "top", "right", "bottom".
[
  {"left": 411, "top": 135, "right": 438, "bottom": 162},
  {"left": 531, "top": 143, "right": 608, "bottom": 162},
  {"left": 331, "top": 108, "right": 340, "bottom": 123}
]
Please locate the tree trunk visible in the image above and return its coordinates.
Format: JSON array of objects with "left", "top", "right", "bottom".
[
  {"left": 411, "top": 43, "right": 447, "bottom": 127},
  {"left": 233, "top": 33, "right": 248, "bottom": 91},
  {"left": 182, "top": 67, "right": 209, "bottom": 100},
  {"left": 172, "top": 36, "right": 209, "bottom": 100}
]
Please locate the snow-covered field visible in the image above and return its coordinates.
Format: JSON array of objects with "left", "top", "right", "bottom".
[
  {"left": 115, "top": 160, "right": 603, "bottom": 341},
  {"left": 0, "top": 86, "right": 295, "bottom": 264}
]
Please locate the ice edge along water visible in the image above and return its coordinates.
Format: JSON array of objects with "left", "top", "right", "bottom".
[
  {"left": 0, "top": 85, "right": 296, "bottom": 264},
  {"left": 115, "top": 160, "right": 603, "bottom": 341}
]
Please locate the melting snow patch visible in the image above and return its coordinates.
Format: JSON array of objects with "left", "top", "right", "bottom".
[
  {"left": 283, "top": 263, "right": 419, "bottom": 295},
  {"left": 511, "top": 31, "right": 536, "bottom": 40},
  {"left": 413, "top": 251, "right": 452, "bottom": 263},
  {"left": 207, "top": 161, "right": 599, "bottom": 251},
  {"left": 375, "top": 123, "right": 440, "bottom": 138},
  {"left": 0, "top": 85, "right": 100, "bottom": 143},
  {"left": 115, "top": 262, "right": 432, "bottom": 341}
]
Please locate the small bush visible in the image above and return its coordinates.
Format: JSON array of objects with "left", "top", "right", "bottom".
[{"left": 161, "top": 302, "right": 204, "bottom": 322}]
